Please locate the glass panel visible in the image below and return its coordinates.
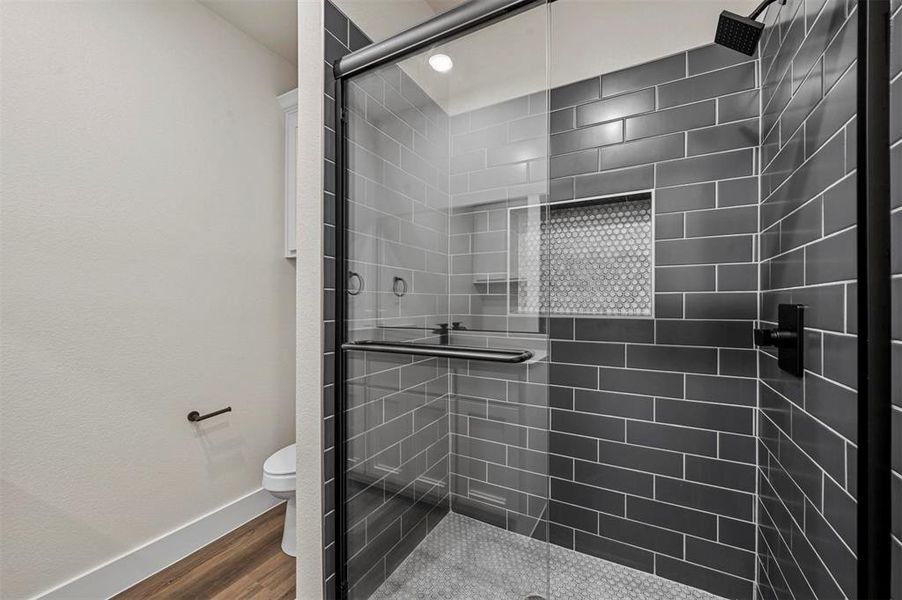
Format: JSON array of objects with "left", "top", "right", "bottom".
[{"left": 341, "top": 5, "right": 550, "bottom": 599}]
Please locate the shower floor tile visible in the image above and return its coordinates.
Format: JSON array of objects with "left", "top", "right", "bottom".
[{"left": 369, "top": 513, "right": 722, "bottom": 600}]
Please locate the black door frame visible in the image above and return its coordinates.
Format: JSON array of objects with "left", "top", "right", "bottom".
[{"left": 856, "top": 1, "right": 892, "bottom": 598}]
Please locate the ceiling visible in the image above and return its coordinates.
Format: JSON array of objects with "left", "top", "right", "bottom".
[
  {"left": 199, "top": 0, "right": 298, "bottom": 65},
  {"left": 199, "top": 0, "right": 762, "bottom": 113},
  {"left": 336, "top": 0, "right": 761, "bottom": 114}
]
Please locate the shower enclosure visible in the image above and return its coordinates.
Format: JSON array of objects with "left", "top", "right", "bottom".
[{"left": 328, "top": 0, "right": 893, "bottom": 598}]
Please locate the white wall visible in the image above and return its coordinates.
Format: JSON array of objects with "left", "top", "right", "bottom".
[
  {"left": 0, "top": 2, "right": 297, "bottom": 598},
  {"left": 294, "top": 1, "right": 325, "bottom": 597}
]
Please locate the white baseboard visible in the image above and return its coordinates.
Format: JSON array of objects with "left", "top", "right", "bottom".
[{"left": 36, "top": 488, "right": 282, "bottom": 600}]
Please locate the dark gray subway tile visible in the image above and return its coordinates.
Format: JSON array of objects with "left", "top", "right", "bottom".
[
  {"left": 655, "top": 182, "right": 717, "bottom": 213},
  {"left": 656, "top": 398, "right": 753, "bottom": 435},
  {"left": 574, "top": 459, "right": 655, "bottom": 496},
  {"left": 324, "top": 1, "right": 348, "bottom": 44},
  {"left": 550, "top": 500, "right": 598, "bottom": 534},
  {"left": 717, "top": 263, "right": 758, "bottom": 291},
  {"left": 573, "top": 389, "right": 655, "bottom": 420},
  {"left": 761, "top": 132, "right": 845, "bottom": 229},
  {"left": 574, "top": 530, "right": 655, "bottom": 573},
  {"left": 656, "top": 320, "right": 753, "bottom": 348},
  {"left": 576, "top": 88, "right": 655, "bottom": 127},
  {"left": 626, "top": 344, "right": 718, "bottom": 374},
  {"left": 823, "top": 8, "right": 856, "bottom": 93},
  {"left": 792, "top": 0, "right": 847, "bottom": 93},
  {"left": 684, "top": 537, "right": 756, "bottom": 580},
  {"left": 655, "top": 293, "right": 684, "bottom": 318},
  {"left": 783, "top": 58, "right": 824, "bottom": 142},
  {"left": 684, "top": 206, "right": 757, "bottom": 237},
  {"left": 549, "top": 362, "right": 598, "bottom": 389},
  {"left": 718, "top": 90, "right": 761, "bottom": 123},
  {"left": 550, "top": 176, "right": 575, "bottom": 202},
  {"left": 687, "top": 120, "right": 759, "bottom": 156},
  {"left": 598, "top": 367, "right": 684, "bottom": 398},
  {"left": 597, "top": 513, "right": 684, "bottom": 558},
  {"left": 602, "top": 53, "right": 687, "bottom": 98},
  {"left": 575, "top": 318, "right": 655, "bottom": 343},
  {"left": 574, "top": 165, "right": 654, "bottom": 198},
  {"left": 551, "top": 107, "right": 576, "bottom": 134},
  {"left": 626, "top": 420, "right": 718, "bottom": 456},
  {"left": 468, "top": 96, "right": 529, "bottom": 131},
  {"left": 688, "top": 44, "right": 756, "bottom": 76},
  {"left": 656, "top": 213, "right": 684, "bottom": 240},
  {"left": 658, "top": 62, "right": 756, "bottom": 109},
  {"left": 804, "top": 62, "right": 856, "bottom": 157},
  {"left": 686, "top": 374, "right": 757, "bottom": 406},
  {"left": 654, "top": 476, "right": 754, "bottom": 520},
  {"left": 823, "top": 173, "right": 855, "bottom": 235},
  {"left": 551, "top": 408, "right": 625, "bottom": 441},
  {"left": 551, "top": 76, "right": 601, "bottom": 110},
  {"left": 601, "top": 133, "right": 685, "bottom": 170},
  {"left": 550, "top": 317, "right": 575, "bottom": 340},
  {"left": 718, "top": 349, "right": 758, "bottom": 377},
  {"left": 626, "top": 496, "right": 717, "bottom": 539},
  {"left": 624, "top": 101, "right": 717, "bottom": 141},
  {"left": 486, "top": 137, "right": 546, "bottom": 167},
  {"left": 655, "top": 265, "right": 716, "bottom": 292},
  {"left": 549, "top": 431, "right": 598, "bottom": 461},
  {"left": 552, "top": 478, "right": 625, "bottom": 514},
  {"left": 552, "top": 341, "right": 625, "bottom": 367},
  {"left": 780, "top": 197, "right": 823, "bottom": 252},
  {"left": 551, "top": 121, "right": 623, "bottom": 155},
  {"left": 550, "top": 148, "right": 599, "bottom": 178},
  {"left": 805, "top": 228, "right": 856, "bottom": 285},
  {"left": 683, "top": 292, "right": 757, "bottom": 320},
  {"left": 790, "top": 404, "right": 846, "bottom": 482},
  {"left": 822, "top": 332, "right": 857, "bottom": 390},
  {"left": 597, "top": 439, "right": 683, "bottom": 477},
  {"left": 656, "top": 149, "right": 754, "bottom": 187},
  {"left": 684, "top": 455, "right": 756, "bottom": 492},
  {"left": 656, "top": 235, "right": 753, "bottom": 266}
]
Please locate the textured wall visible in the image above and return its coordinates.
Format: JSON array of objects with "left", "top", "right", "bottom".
[
  {"left": 0, "top": 2, "right": 297, "bottom": 598},
  {"left": 891, "top": 1, "right": 901, "bottom": 598},
  {"left": 754, "top": 0, "right": 859, "bottom": 598},
  {"left": 447, "top": 43, "right": 761, "bottom": 599}
]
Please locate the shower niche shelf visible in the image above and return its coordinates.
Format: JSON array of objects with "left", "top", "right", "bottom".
[{"left": 508, "top": 192, "right": 654, "bottom": 317}]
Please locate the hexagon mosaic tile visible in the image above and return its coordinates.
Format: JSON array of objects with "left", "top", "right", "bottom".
[
  {"left": 514, "top": 197, "right": 653, "bottom": 317},
  {"left": 369, "top": 513, "right": 722, "bottom": 600}
]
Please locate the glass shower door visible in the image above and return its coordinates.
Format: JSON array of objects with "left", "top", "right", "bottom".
[{"left": 337, "top": 4, "right": 551, "bottom": 599}]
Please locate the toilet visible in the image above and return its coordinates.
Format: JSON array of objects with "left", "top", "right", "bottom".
[{"left": 262, "top": 443, "right": 296, "bottom": 556}]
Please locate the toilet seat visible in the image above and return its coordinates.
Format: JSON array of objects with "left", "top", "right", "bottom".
[{"left": 262, "top": 443, "right": 296, "bottom": 493}]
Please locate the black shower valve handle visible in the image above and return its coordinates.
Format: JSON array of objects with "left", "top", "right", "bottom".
[{"left": 754, "top": 327, "right": 798, "bottom": 348}]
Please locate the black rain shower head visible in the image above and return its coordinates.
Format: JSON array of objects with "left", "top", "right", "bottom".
[{"left": 714, "top": 0, "right": 785, "bottom": 56}]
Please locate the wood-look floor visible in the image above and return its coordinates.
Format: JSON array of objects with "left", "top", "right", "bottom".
[{"left": 115, "top": 504, "right": 294, "bottom": 600}]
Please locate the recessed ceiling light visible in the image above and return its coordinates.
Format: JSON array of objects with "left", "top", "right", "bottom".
[{"left": 428, "top": 53, "right": 453, "bottom": 73}]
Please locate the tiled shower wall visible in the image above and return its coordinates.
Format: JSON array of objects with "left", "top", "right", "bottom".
[
  {"left": 754, "top": 0, "right": 859, "bottom": 598},
  {"left": 891, "top": 0, "right": 901, "bottom": 597},
  {"left": 448, "top": 44, "right": 761, "bottom": 599},
  {"left": 323, "top": 3, "right": 453, "bottom": 598}
]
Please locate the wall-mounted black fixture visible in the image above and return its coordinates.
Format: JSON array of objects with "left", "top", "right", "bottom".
[
  {"left": 754, "top": 304, "right": 804, "bottom": 377},
  {"left": 187, "top": 406, "right": 232, "bottom": 423},
  {"left": 392, "top": 276, "right": 407, "bottom": 298},
  {"left": 432, "top": 322, "right": 467, "bottom": 345},
  {"left": 714, "top": 0, "right": 785, "bottom": 56}
]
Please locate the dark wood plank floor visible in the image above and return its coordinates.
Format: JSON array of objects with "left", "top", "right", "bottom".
[{"left": 116, "top": 504, "right": 294, "bottom": 600}]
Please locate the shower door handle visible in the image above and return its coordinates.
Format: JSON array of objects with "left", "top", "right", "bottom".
[{"left": 341, "top": 340, "right": 533, "bottom": 363}]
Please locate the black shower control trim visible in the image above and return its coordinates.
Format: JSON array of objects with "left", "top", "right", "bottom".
[{"left": 754, "top": 303, "right": 804, "bottom": 377}]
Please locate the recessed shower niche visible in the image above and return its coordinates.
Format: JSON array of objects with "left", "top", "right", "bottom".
[{"left": 510, "top": 192, "right": 654, "bottom": 317}]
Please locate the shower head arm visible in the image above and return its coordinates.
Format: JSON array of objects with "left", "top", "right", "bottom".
[{"left": 748, "top": 0, "right": 785, "bottom": 21}]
